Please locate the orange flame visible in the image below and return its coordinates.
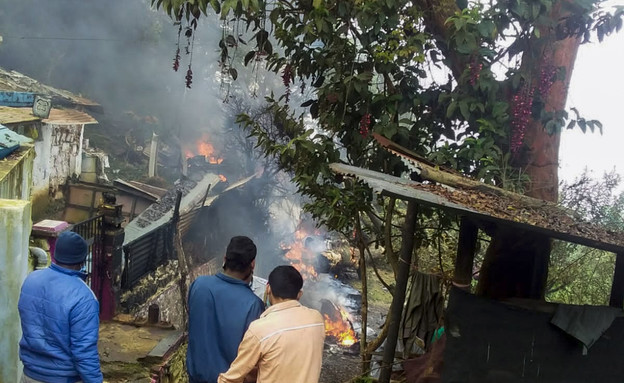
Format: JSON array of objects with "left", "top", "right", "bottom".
[
  {"left": 281, "top": 228, "right": 318, "bottom": 280},
  {"left": 185, "top": 134, "right": 224, "bottom": 164},
  {"left": 324, "top": 307, "right": 357, "bottom": 346}
]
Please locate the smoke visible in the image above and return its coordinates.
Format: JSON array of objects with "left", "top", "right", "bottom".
[
  {"left": 0, "top": 0, "right": 285, "bottom": 145},
  {"left": 0, "top": 1, "right": 359, "bottom": 306}
]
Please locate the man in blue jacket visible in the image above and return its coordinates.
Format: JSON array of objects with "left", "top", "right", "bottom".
[
  {"left": 187, "top": 236, "right": 264, "bottom": 383},
  {"left": 18, "top": 231, "right": 103, "bottom": 383}
]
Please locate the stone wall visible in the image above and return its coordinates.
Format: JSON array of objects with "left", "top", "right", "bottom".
[
  {"left": 48, "top": 123, "right": 84, "bottom": 196},
  {"left": 31, "top": 123, "right": 84, "bottom": 199},
  {"left": 0, "top": 199, "right": 31, "bottom": 383},
  {"left": 123, "top": 259, "right": 219, "bottom": 330}
]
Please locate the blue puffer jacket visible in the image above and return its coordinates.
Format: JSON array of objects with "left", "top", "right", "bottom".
[{"left": 18, "top": 263, "right": 103, "bottom": 383}]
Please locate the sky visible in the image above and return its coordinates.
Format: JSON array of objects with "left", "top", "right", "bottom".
[{"left": 560, "top": 0, "right": 624, "bottom": 186}]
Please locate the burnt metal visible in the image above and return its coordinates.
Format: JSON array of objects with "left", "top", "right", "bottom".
[{"left": 122, "top": 221, "right": 175, "bottom": 290}]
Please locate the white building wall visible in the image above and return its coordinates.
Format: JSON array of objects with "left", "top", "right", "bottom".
[
  {"left": 31, "top": 123, "right": 85, "bottom": 197},
  {"left": 31, "top": 126, "right": 52, "bottom": 195}
]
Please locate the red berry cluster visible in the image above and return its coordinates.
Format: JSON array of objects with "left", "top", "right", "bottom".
[
  {"left": 539, "top": 64, "right": 556, "bottom": 96},
  {"left": 359, "top": 113, "right": 371, "bottom": 137},
  {"left": 469, "top": 62, "right": 483, "bottom": 86},
  {"left": 510, "top": 85, "right": 534, "bottom": 153},
  {"left": 185, "top": 67, "right": 193, "bottom": 89},
  {"left": 173, "top": 48, "right": 181, "bottom": 72},
  {"left": 282, "top": 65, "right": 293, "bottom": 102}
]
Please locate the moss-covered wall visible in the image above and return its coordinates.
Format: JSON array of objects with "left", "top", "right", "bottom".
[
  {"left": 159, "top": 342, "right": 189, "bottom": 383},
  {"left": 0, "top": 199, "right": 31, "bottom": 383},
  {"left": 122, "top": 259, "right": 219, "bottom": 330}
]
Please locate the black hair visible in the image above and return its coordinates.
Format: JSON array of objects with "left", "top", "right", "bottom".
[
  {"left": 268, "top": 265, "right": 303, "bottom": 299},
  {"left": 224, "top": 236, "right": 257, "bottom": 273}
]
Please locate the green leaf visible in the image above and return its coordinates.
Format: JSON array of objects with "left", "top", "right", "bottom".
[
  {"left": 210, "top": 0, "right": 220, "bottom": 13},
  {"left": 459, "top": 101, "right": 470, "bottom": 120},
  {"left": 356, "top": 72, "right": 374, "bottom": 82},
  {"left": 566, "top": 120, "right": 576, "bottom": 130},
  {"left": 229, "top": 67, "right": 238, "bottom": 80},
  {"left": 244, "top": 51, "right": 256, "bottom": 66},
  {"left": 446, "top": 101, "right": 457, "bottom": 119}
]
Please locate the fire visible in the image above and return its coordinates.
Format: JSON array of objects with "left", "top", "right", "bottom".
[
  {"left": 281, "top": 228, "right": 318, "bottom": 280},
  {"left": 218, "top": 174, "right": 227, "bottom": 182},
  {"left": 185, "top": 134, "right": 224, "bottom": 164},
  {"left": 324, "top": 307, "right": 357, "bottom": 347}
]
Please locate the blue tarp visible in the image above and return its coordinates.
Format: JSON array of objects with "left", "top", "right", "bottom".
[{"left": 0, "top": 124, "right": 33, "bottom": 159}]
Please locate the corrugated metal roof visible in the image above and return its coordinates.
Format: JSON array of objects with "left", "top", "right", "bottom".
[
  {"left": 43, "top": 108, "right": 98, "bottom": 125},
  {"left": 0, "top": 106, "right": 40, "bottom": 124},
  {"left": 330, "top": 162, "right": 624, "bottom": 254},
  {"left": 0, "top": 68, "right": 99, "bottom": 108},
  {"left": 123, "top": 173, "right": 221, "bottom": 245},
  {"left": 0, "top": 106, "right": 97, "bottom": 125},
  {"left": 114, "top": 179, "right": 166, "bottom": 202}
]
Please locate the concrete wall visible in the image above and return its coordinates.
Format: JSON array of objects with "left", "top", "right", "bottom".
[
  {"left": 0, "top": 199, "right": 31, "bottom": 383},
  {"left": 31, "top": 124, "right": 52, "bottom": 197},
  {"left": 0, "top": 147, "right": 34, "bottom": 201}
]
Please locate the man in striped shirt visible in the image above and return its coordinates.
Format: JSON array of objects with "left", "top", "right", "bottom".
[{"left": 218, "top": 265, "right": 325, "bottom": 383}]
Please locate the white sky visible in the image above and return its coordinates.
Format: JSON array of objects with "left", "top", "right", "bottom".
[{"left": 560, "top": 0, "right": 624, "bottom": 186}]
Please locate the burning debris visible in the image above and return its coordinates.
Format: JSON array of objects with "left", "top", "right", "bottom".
[
  {"left": 278, "top": 221, "right": 366, "bottom": 351},
  {"left": 135, "top": 178, "right": 197, "bottom": 228},
  {"left": 184, "top": 133, "right": 224, "bottom": 164},
  {"left": 321, "top": 299, "right": 358, "bottom": 348},
  {"left": 280, "top": 228, "right": 320, "bottom": 280}
]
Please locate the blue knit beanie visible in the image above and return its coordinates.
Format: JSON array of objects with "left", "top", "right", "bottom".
[{"left": 54, "top": 231, "right": 88, "bottom": 265}]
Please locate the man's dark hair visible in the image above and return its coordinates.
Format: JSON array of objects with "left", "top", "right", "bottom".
[
  {"left": 224, "top": 236, "right": 257, "bottom": 272},
  {"left": 268, "top": 265, "right": 303, "bottom": 299}
]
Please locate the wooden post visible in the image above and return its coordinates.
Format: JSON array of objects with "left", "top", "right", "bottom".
[
  {"left": 378, "top": 201, "right": 418, "bottom": 383},
  {"left": 453, "top": 217, "right": 478, "bottom": 290},
  {"left": 609, "top": 253, "right": 624, "bottom": 307},
  {"left": 172, "top": 190, "right": 190, "bottom": 322}
]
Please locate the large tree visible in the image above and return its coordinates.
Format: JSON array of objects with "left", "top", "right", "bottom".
[
  {"left": 153, "top": 0, "right": 622, "bottom": 299},
  {"left": 152, "top": 0, "right": 622, "bottom": 377}
]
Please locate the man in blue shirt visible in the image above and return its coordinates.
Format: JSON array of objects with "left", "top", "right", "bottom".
[{"left": 187, "top": 236, "right": 264, "bottom": 383}]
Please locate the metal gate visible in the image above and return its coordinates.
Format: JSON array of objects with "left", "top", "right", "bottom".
[{"left": 72, "top": 215, "right": 105, "bottom": 301}]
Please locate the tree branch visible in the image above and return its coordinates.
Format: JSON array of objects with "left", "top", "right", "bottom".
[{"left": 414, "top": 0, "right": 464, "bottom": 79}]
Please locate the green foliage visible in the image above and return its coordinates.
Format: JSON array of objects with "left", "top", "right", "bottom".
[
  {"left": 151, "top": 0, "right": 623, "bottom": 242},
  {"left": 546, "top": 171, "right": 624, "bottom": 305}
]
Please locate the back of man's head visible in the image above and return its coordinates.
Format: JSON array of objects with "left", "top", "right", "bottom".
[
  {"left": 54, "top": 231, "right": 88, "bottom": 267},
  {"left": 268, "top": 265, "right": 303, "bottom": 299},
  {"left": 224, "top": 236, "right": 257, "bottom": 272}
]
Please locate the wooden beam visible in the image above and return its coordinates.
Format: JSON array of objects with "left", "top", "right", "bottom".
[
  {"left": 453, "top": 217, "right": 478, "bottom": 290},
  {"left": 379, "top": 201, "right": 418, "bottom": 383},
  {"left": 610, "top": 253, "right": 624, "bottom": 307}
]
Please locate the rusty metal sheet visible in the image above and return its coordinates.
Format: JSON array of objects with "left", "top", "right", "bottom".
[
  {"left": 43, "top": 108, "right": 98, "bottom": 125},
  {"left": 0, "top": 106, "right": 40, "bottom": 124},
  {"left": 329, "top": 163, "right": 624, "bottom": 254}
]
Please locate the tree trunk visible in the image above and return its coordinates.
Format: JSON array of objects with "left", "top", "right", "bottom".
[
  {"left": 477, "top": 2, "right": 581, "bottom": 299},
  {"left": 379, "top": 201, "right": 419, "bottom": 383},
  {"left": 523, "top": 2, "right": 581, "bottom": 202}
]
